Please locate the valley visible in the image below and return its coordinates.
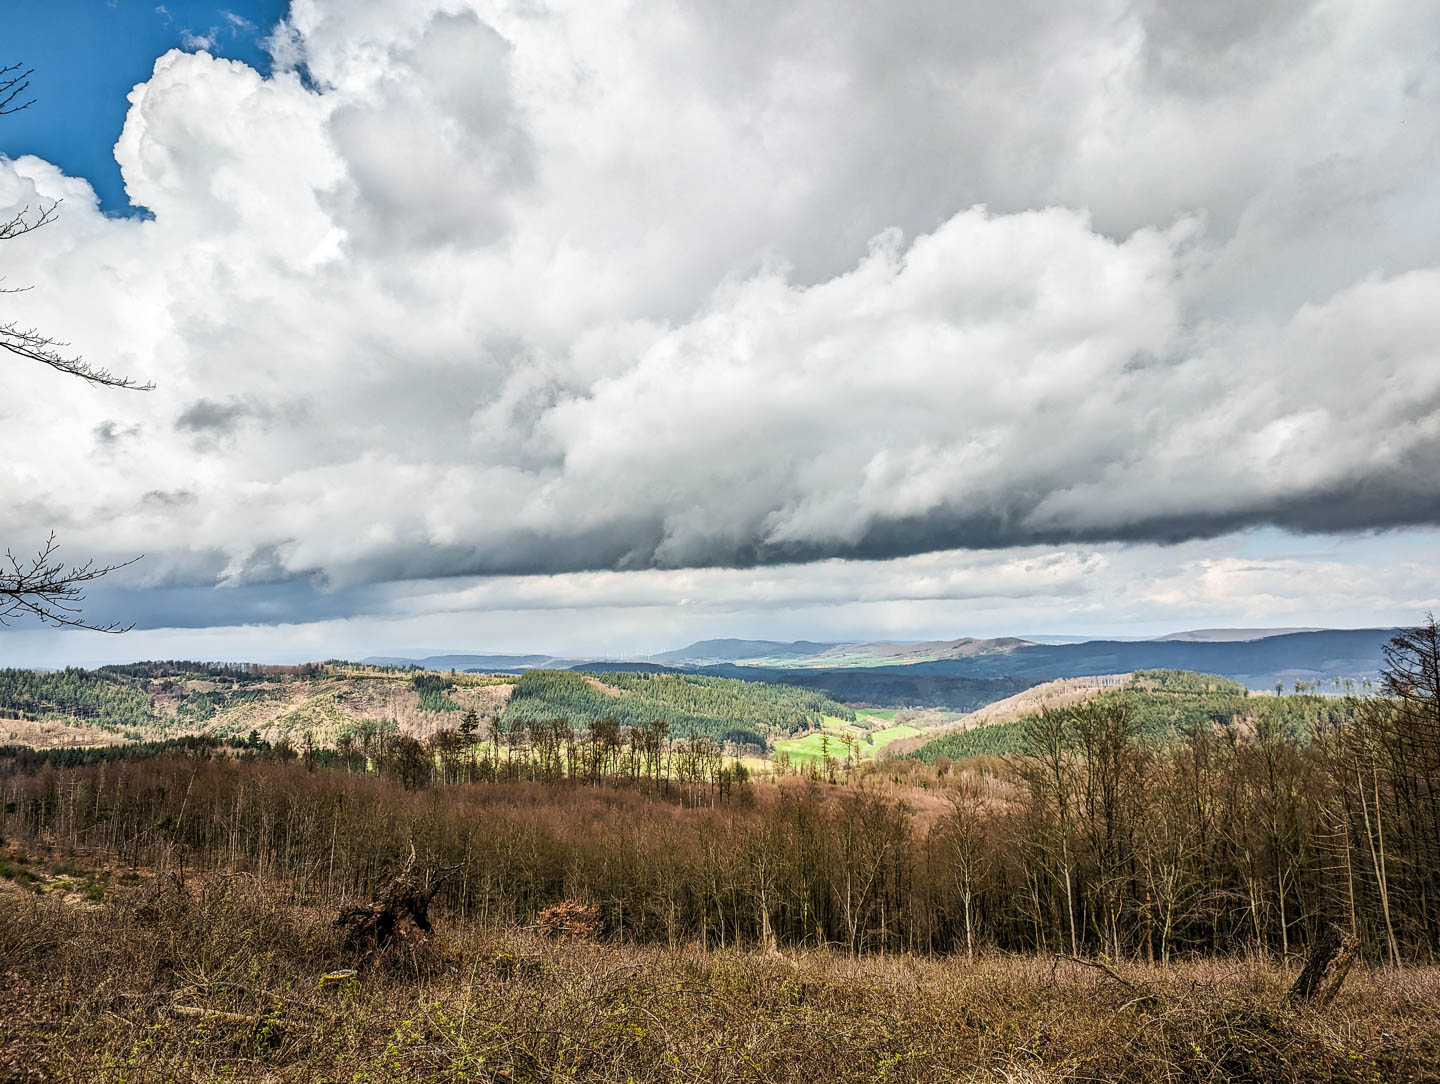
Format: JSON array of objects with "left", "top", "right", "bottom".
[
  {"left": 0, "top": 624, "right": 1434, "bottom": 1084},
  {"left": 0, "top": 634, "right": 1376, "bottom": 775}
]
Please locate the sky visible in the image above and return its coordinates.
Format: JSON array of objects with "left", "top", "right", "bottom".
[{"left": 2, "top": 0, "right": 1439, "bottom": 666}]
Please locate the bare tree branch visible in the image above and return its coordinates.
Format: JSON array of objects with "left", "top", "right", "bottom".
[
  {"left": 0, "top": 62, "right": 152, "bottom": 631},
  {"left": 0, "top": 201, "right": 155, "bottom": 389},
  {"left": 0, "top": 63, "right": 35, "bottom": 116},
  {"left": 0, "top": 201, "right": 58, "bottom": 242},
  {"left": 1, "top": 320, "right": 157, "bottom": 389},
  {"left": 0, "top": 533, "right": 141, "bottom": 632}
]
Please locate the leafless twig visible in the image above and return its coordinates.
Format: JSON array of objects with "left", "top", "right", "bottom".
[
  {"left": 0, "top": 532, "right": 140, "bottom": 632},
  {"left": 0, "top": 319, "right": 156, "bottom": 389},
  {"left": 0, "top": 63, "right": 35, "bottom": 116}
]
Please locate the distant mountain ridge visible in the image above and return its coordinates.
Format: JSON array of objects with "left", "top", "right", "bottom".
[
  {"left": 1151, "top": 627, "right": 1327, "bottom": 643},
  {"left": 654, "top": 636, "right": 1034, "bottom": 668},
  {"left": 889, "top": 628, "right": 1395, "bottom": 689},
  {"left": 652, "top": 629, "right": 1396, "bottom": 691},
  {"left": 362, "top": 627, "right": 1398, "bottom": 693},
  {"left": 361, "top": 653, "right": 560, "bottom": 670},
  {"left": 648, "top": 639, "right": 841, "bottom": 664}
]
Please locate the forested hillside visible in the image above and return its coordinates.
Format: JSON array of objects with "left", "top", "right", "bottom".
[
  {"left": 501, "top": 670, "right": 854, "bottom": 749},
  {"left": 0, "top": 663, "right": 866, "bottom": 754},
  {"left": 693, "top": 665, "right": 1033, "bottom": 710},
  {"left": 0, "top": 667, "right": 156, "bottom": 733},
  {"left": 910, "top": 669, "right": 1363, "bottom": 762},
  {"left": 0, "top": 662, "right": 513, "bottom": 747}
]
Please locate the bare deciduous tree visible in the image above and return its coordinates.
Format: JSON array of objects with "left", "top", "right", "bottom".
[{"left": 1, "top": 63, "right": 151, "bottom": 632}]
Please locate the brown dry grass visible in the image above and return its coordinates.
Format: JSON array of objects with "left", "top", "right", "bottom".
[
  {"left": 0, "top": 717, "right": 127, "bottom": 750},
  {"left": 1, "top": 854, "right": 1437, "bottom": 1083}
]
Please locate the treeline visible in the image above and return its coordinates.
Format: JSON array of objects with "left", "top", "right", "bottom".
[
  {"left": 501, "top": 670, "right": 852, "bottom": 749},
  {"left": 98, "top": 660, "right": 324, "bottom": 682},
  {"left": 4, "top": 625, "right": 1436, "bottom": 963},
  {"left": 0, "top": 734, "right": 263, "bottom": 771},
  {"left": 912, "top": 670, "right": 1363, "bottom": 762},
  {"left": 0, "top": 695, "right": 1422, "bottom": 960},
  {"left": 0, "top": 667, "right": 155, "bottom": 731},
  {"left": 329, "top": 712, "right": 749, "bottom": 798}
]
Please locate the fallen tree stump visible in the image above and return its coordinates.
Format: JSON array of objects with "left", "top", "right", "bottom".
[
  {"left": 1285, "top": 923, "right": 1359, "bottom": 1008},
  {"left": 335, "top": 844, "right": 458, "bottom": 967}
]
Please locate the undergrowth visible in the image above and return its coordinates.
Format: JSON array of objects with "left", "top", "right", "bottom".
[{"left": 1, "top": 858, "right": 1437, "bottom": 1083}]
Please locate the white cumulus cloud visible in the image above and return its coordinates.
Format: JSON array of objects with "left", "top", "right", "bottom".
[{"left": 1, "top": 0, "right": 1439, "bottom": 639}]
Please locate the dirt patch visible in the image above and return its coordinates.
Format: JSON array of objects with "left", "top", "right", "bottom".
[{"left": 580, "top": 675, "right": 625, "bottom": 697}]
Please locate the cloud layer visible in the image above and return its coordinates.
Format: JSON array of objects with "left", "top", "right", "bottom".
[{"left": 2, "top": 0, "right": 1439, "bottom": 632}]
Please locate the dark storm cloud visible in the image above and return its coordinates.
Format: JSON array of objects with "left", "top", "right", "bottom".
[
  {"left": 70, "top": 578, "right": 371, "bottom": 631},
  {"left": 93, "top": 419, "right": 141, "bottom": 448},
  {"left": 174, "top": 396, "right": 268, "bottom": 437},
  {"left": 142, "top": 488, "right": 197, "bottom": 507}
]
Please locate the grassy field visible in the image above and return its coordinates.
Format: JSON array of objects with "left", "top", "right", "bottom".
[
  {"left": 772, "top": 714, "right": 923, "bottom": 765},
  {"left": 3, "top": 857, "right": 1436, "bottom": 1083},
  {"left": 869, "top": 723, "right": 921, "bottom": 745}
]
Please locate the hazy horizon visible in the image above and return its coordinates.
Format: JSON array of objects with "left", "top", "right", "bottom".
[{"left": 1, "top": 619, "right": 1405, "bottom": 671}]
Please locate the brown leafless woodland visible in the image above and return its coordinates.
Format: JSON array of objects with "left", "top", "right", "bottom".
[{"left": 6, "top": 618, "right": 1440, "bottom": 966}]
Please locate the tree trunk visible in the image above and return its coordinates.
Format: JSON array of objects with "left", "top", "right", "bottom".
[
  {"left": 335, "top": 844, "right": 457, "bottom": 965},
  {"left": 1285, "top": 923, "right": 1359, "bottom": 1008}
]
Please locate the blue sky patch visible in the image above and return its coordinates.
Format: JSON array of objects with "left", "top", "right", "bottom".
[{"left": 2, "top": 0, "right": 289, "bottom": 215}]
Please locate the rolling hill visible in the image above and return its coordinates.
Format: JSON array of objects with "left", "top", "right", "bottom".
[
  {"left": 499, "top": 669, "right": 856, "bottom": 749},
  {"left": 889, "top": 628, "right": 1394, "bottom": 689},
  {"left": 0, "top": 661, "right": 868, "bottom": 756},
  {"left": 360, "top": 627, "right": 1397, "bottom": 695},
  {"left": 905, "top": 670, "right": 1366, "bottom": 763},
  {"left": 654, "top": 628, "right": 1396, "bottom": 691},
  {"left": 0, "top": 662, "right": 515, "bottom": 749},
  {"left": 361, "top": 653, "right": 560, "bottom": 670},
  {"left": 652, "top": 636, "right": 1031, "bottom": 668},
  {"left": 648, "top": 639, "right": 841, "bottom": 665}
]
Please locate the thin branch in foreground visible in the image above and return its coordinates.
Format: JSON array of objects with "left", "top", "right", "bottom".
[
  {"left": 0, "top": 63, "right": 35, "bottom": 115},
  {"left": 0, "top": 201, "right": 59, "bottom": 242},
  {"left": 0, "top": 532, "right": 141, "bottom": 632},
  {"left": 0, "top": 322, "right": 156, "bottom": 389},
  {"left": 0, "top": 200, "right": 154, "bottom": 390}
]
